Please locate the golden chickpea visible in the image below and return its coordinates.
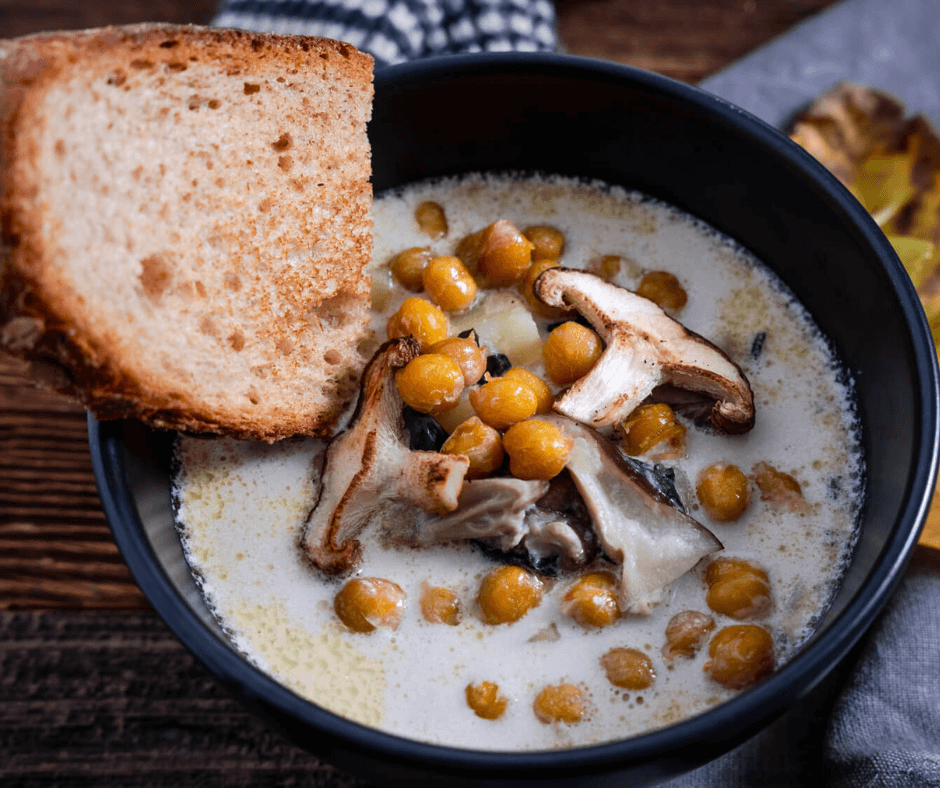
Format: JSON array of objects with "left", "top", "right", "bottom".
[
  {"left": 753, "top": 461, "right": 809, "bottom": 513},
  {"left": 600, "top": 648, "right": 655, "bottom": 690},
  {"left": 455, "top": 229, "right": 484, "bottom": 274},
  {"left": 621, "top": 403, "right": 687, "bottom": 457},
  {"left": 561, "top": 571, "right": 621, "bottom": 628},
  {"left": 662, "top": 610, "right": 715, "bottom": 661},
  {"left": 533, "top": 683, "right": 587, "bottom": 724},
  {"left": 386, "top": 297, "right": 448, "bottom": 350},
  {"left": 542, "top": 322, "right": 604, "bottom": 386},
  {"left": 422, "top": 255, "right": 478, "bottom": 312},
  {"left": 389, "top": 246, "right": 433, "bottom": 292},
  {"left": 469, "top": 377, "right": 539, "bottom": 430},
  {"left": 502, "top": 418, "right": 573, "bottom": 481},
  {"left": 594, "top": 254, "right": 622, "bottom": 281},
  {"left": 704, "top": 625, "right": 775, "bottom": 690},
  {"left": 478, "top": 219, "right": 534, "bottom": 284},
  {"left": 636, "top": 270, "right": 688, "bottom": 311},
  {"left": 696, "top": 463, "right": 750, "bottom": 522},
  {"left": 503, "top": 367, "right": 554, "bottom": 414},
  {"left": 441, "top": 417, "right": 504, "bottom": 479},
  {"left": 334, "top": 577, "right": 405, "bottom": 633},
  {"left": 466, "top": 681, "right": 508, "bottom": 720},
  {"left": 395, "top": 353, "right": 464, "bottom": 415},
  {"left": 704, "top": 558, "right": 772, "bottom": 620},
  {"left": 420, "top": 583, "right": 461, "bottom": 626},
  {"left": 524, "top": 224, "right": 565, "bottom": 260},
  {"left": 415, "top": 200, "right": 448, "bottom": 238},
  {"left": 478, "top": 565, "right": 543, "bottom": 625},
  {"left": 430, "top": 335, "right": 487, "bottom": 386},
  {"left": 519, "top": 258, "right": 570, "bottom": 319}
]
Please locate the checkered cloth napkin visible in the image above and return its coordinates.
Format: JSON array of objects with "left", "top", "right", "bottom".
[{"left": 212, "top": 0, "right": 557, "bottom": 67}]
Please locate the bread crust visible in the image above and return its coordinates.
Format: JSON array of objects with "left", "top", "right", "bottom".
[{"left": 0, "top": 24, "right": 375, "bottom": 441}]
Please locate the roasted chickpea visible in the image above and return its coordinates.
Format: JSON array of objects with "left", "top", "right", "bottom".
[
  {"left": 422, "top": 255, "right": 478, "bottom": 311},
  {"left": 621, "top": 403, "right": 687, "bottom": 457},
  {"left": 455, "top": 229, "right": 484, "bottom": 274},
  {"left": 594, "top": 254, "right": 622, "bottom": 281},
  {"left": 704, "top": 625, "right": 775, "bottom": 690},
  {"left": 704, "top": 557, "right": 772, "bottom": 620},
  {"left": 561, "top": 571, "right": 621, "bottom": 628},
  {"left": 542, "top": 322, "right": 604, "bottom": 386},
  {"left": 635, "top": 270, "right": 688, "bottom": 311},
  {"left": 478, "top": 219, "right": 534, "bottom": 284},
  {"left": 533, "top": 683, "right": 587, "bottom": 724},
  {"left": 502, "top": 418, "right": 573, "bottom": 481},
  {"left": 386, "top": 297, "right": 448, "bottom": 350},
  {"left": 420, "top": 583, "right": 461, "bottom": 625},
  {"left": 600, "top": 648, "right": 655, "bottom": 690},
  {"left": 503, "top": 367, "right": 554, "bottom": 414},
  {"left": 696, "top": 463, "right": 750, "bottom": 522},
  {"left": 441, "top": 417, "right": 504, "bottom": 479},
  {"left": 662, "top": 610, "right": 715, "bottom": 661},
  {"left": 753, "top": 461, "right": 809, "bottom": 512},
  {"left": 478, "top": 565, "right": 543, "bottom": 625},
  {"left": 524, "top": 224, "right": 565, "bottom": 260},
  {"left": 334, "top": 577, "right": 405, "bottom": 633},
  {"left": 415, "top": 200, "right": 448, "bottom": 238},
  {"left": 429, "top": 335, "right": 487, "bottom": 386},
  {"left": 519, "top": 258, "right": 570, "bottom": 319},
  {"left": 390, "top": 246, "right": 432, "bottom": 291},
  {"left": 395, "top": 353, "right": 464, "bottom": 415},
  {"left": 469, "top": 377, "right": 538, "bottom": 430},
  {"left": 466, "top": 681, "right": 508, "bottom": 720}
]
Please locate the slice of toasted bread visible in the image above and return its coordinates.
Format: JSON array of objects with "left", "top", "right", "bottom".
[{"left": 0, "top": 24, "right": 374, "bottom": 441}]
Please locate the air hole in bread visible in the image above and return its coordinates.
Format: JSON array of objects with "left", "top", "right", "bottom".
[
  {"left": 130, "top": 59, "right": 154, "bottom": 70},
  {"left": 139, "top": 254, "right": 173, "bottom": 301},
  {"left": 246, "top": 388, "right": 260, "bottom": 405},
  {"left": 224, "top": 273, "right": 241, "bottom": 292},
  {"left": 159, "top": 40, "right": 180, "bottom": 48},
  {"left": 243, "top": 83, "right": 261, "bottom": 95},
  {"left": 276, "top": 338, "right": 293, "bottom": 356},
  {"left": 166, "top": 62, "right": 187, "bottom": 73},
  {"left": 323, "top": 349, "right": 342, "bottom": 365},
  {"left": 278, "top": 155, "right": 292, "bottom": 171},
  {"left": 228, "top": 332, "right": 246, "bottom": 352},
  {"left": 199, "top": 315, "right": 215, "bottom": 337},
  {"left": 271, "top": 133, "right": 293, "bottom": 152},
  {"left": 106, "top": 70, "right": 126, "bottom": 87}
]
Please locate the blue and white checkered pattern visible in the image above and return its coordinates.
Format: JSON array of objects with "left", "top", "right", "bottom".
[{"left": 212, "top": 0, "right": 558, "bottom": 67}]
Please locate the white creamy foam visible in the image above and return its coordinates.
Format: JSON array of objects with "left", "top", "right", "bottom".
[{"left": 173, "top": 174, "right": 863, "bottom": 751}]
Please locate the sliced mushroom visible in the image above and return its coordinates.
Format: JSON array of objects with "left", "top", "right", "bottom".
[
  {"left": 300, "top": 337, "right": 469, "bottom": 575},
  {"left": 533, "top": 268, "right": 755, "bottom": 434},
  {"left": 408, "top": 476, "right": 550, "bottom": 549},
  {"left": 542, "top": 414, "right": 722, "bottom": 615}
]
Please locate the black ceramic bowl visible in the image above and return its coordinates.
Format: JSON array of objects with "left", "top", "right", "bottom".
[{"left": 90, "top": 54, "right": 940, "bottom": 787}]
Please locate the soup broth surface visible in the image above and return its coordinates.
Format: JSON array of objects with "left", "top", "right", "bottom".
[{"left": 174, "top": 174, "right": 863, "bottom": 751}]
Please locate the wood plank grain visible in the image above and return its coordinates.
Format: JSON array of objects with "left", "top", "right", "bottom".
[
  {"left": 0, "top": 358, "right": 148, "bottom": 610},
  {"left": 0, "top": 611, "right": 373, "bottom": 787},
  {"left": 556, "top": 0, "right": 838, "bottom": 83},
  {"left": 0, "top": 0, "right": 218, "bottom": 39}
]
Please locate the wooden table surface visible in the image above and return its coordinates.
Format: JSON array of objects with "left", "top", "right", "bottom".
[{"left": 3, "top": 0, "right": 933, "bottom": 785}]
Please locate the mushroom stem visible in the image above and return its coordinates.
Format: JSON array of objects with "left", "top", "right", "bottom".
[
  {"left": 543, "top": 414, "right": 722, "bottom": 615},
  {"left": 533, "top": 268, "right": 755, "bottom": 434},
  {"left": 300, "top": 337, "right": 469, "bottom": 575}
]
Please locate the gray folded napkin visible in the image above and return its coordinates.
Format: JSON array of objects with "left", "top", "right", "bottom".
[{"left": 212, "top": 1, "right": 940, "bottom": 785}]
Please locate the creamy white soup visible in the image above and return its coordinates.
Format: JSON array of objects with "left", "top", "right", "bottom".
[{"left": 173, "top": 173, "right": 863, "bottom": 751}]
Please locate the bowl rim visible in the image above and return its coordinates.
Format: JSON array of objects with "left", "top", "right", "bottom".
[{"left": 91, "top": 51, "right": 940, "bottom": 781}]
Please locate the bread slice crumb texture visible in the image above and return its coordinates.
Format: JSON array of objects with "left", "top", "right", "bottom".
[{"left": 0, "top": 25, "right": 374, "bottom": 440}]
